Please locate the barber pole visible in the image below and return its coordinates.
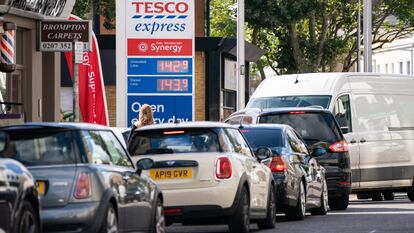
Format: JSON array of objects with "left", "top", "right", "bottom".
[{"left": 0, "top": 22, "right": 16, "bottom": 73}]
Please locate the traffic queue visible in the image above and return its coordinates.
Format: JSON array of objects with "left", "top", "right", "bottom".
[{"left": 1, "top": 73, "right": 414, "bottom": 233}]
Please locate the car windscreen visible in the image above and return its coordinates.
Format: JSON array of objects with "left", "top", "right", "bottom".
[
  {"left": 246, "top": 95, "right": 331, "bottom": 109},
  {"left": 259, "top": 112, "right": 342, "bottom": 145},
  {"left": 240, "top": 128, "right": 284, "bottom": 153},
  {"left": 0, "top": 130, "right": 76, "bottom": 166},
  {"left": 128, "top": 128, "right": 221, "bottom": 155}
]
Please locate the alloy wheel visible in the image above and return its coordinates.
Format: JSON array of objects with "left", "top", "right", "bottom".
[
  {"left": 322, "top": 180, "right": 328, "bottom": 212},
  {"left": 19, "top": 210, "right": 38, "bottom": 233},
  {"left": 107, "top": 207, "right": 118, "bottom": 233},
  {"left": 242, "top": 191, "right": 250, "bottom": 229},
  {"left": 300, "top": 182, "right": 306, "bottom": 216},
  {"left": 156, "top": 201, "right": 166, "bottom": 233}
]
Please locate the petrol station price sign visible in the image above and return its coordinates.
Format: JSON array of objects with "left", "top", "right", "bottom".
[{"left": 117, "top": 0, "right": 195, "bottom": 127}]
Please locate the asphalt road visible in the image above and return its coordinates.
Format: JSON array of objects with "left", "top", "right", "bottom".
[{"left": 167, "top": 194, "right": 414, "bottom": 233}]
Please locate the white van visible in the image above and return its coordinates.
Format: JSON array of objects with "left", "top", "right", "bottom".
[{"left": 247, "top": 73, "right": 414, "bottom": 201}]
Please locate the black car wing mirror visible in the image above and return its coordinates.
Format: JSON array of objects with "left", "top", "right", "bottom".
[
  {"left": 255, "top": 147, "right": 273, "bottom": 161},
  {"left": 0, "top": 131, "right": 9, "bottom": 153},
  {"left": 136, "top": 158, "right": 155, "bottom": 176}
]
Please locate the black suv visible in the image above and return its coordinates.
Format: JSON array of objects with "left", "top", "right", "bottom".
[{"left": 226, "top": 107, "right": 351, "bottom": 210}]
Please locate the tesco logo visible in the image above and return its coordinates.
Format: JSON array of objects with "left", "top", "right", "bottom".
[{"left": 131, "top": 2, "right": 189, "bottom": 14}]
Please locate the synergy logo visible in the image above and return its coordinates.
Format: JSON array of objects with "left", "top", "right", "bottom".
[
  {"left": 128, "top": 39, "right": 192, "bottom": 56},
  {"left": 138, "top": 42, "right": 149, "bottom": 52},
  {"left": 130, "top": 1, "right": 190, "bottom": 35}
]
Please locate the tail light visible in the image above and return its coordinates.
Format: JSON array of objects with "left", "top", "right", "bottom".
[
  {"left": 216, "top": 157, "right": 232, "bottom": 179},
  {"left": 74, "top": 172, "right": 91, "bottom": 199},
  {"left": 269, "top": 156, "right": 287, "bottom": 173},
  {"left": 329, "top": 141, "right": 349, "bottom": 153}
]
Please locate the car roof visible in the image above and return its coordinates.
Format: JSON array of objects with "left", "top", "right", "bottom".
[
  {"left": 134, "top": 121, "right": 237, "bottom": 132},
  {"left": 0, "top": 122, "right": 110, "bottom": 131},
  {"left": 241, "top": 124, "right": 289, "bottom": 130},
  {"left": 229, "top": 107, "right": 332, "bottom": 119}
]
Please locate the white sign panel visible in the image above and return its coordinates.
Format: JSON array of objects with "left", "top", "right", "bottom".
[{"left": 116, "top": 0, "right": 195, "bottom": 127}]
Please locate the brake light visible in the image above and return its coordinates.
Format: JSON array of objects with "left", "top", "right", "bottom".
[
  {"left": 329, "top": 141, "right": 349, "bottom": 153},
  {"left": 74, "top": 172, "right": 91, "bottom": 199},
  {"left": 163, "top": 130, "right": 185, "bottom": 135},
  {"left": 240, "top": 129, "right": 250, "bottom": 133},
  {"left": 216, "top": 157, "right": 232, "bottom": 179},
  {"left": 163, "top": 208, "right": 182, "bottom": 215},
  {"left": 269, "top": 156, "right": 287, "bottom": 172},
  {"left": 289, "top": 111, "right": 305, "bottom": 114}
]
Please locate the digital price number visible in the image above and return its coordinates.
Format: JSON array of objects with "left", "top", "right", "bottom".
[
  {"left": 157, "top": 60, "right": 189, "bottom": 73},
  {"left": 157, "top": 79, "right": 189, "bottom": 92}
]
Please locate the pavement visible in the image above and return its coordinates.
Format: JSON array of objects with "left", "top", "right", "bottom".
[{"left": 166, "top": 194, "right": 414, "bottom": 233}]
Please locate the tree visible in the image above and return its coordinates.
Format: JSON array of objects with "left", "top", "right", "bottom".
[
  {"left": 72, "top": 0, "right": 115, "bottom": 30},
  {"left": 245, "top": 0, "right": 414, "bottom": 75},
  {"left": 210, "top": 0, "right": 237, "bottom": 37}
]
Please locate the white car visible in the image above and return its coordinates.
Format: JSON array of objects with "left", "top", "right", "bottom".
[
  {"left": 111, "top": 127, "right": 131, "bottom": 148},
  {"left": 128, "top": 122, "right": 276, "bottom": 233}
]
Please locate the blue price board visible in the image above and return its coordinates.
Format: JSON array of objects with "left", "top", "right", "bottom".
[
  {"left": 127, "top": 95, "right": 193, "bottom": 127},
  {"left": 128, "top": 58, "right": 193, "bottom": 75},
  {"left": 128, "top": 76, "right": 192, "bottom": 94}
]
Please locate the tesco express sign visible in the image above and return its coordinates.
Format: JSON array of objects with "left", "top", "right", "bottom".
[{"left": 131, "top": 2, "right": 189, "bottom": 14}]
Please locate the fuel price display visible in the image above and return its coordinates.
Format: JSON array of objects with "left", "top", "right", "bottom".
[
  {"left": 157, "top": 60, "right": 189, "bottom": 73},
  {"left": 157, "top": 79, "right": 189, "bottom": 92}
]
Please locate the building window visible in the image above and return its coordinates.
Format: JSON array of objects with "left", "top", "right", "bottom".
[
  {"left": 407, "top": 61, "right": 411, "bottom": 75},
  {"left": 399, "top": 61, "right": 404, "bottom": 74},
  {"left": 391, "top": 63, "right": 395, "bottom": 73},
  {"left": 385, "top": 64, "right": 388, "bottom": 73},
  {"left": 377, "top": 64, "right": 380, "bottom": 73}
]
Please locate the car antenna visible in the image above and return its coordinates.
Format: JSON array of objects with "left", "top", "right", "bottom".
[{"left": 294, "top": 72, "right": 299, "bottom": 84}]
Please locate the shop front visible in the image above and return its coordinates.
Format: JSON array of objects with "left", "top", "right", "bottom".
[{"left": 0, "top": 0, "right": 75, "bottom": 125}]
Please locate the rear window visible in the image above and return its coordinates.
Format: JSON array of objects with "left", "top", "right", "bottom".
[
  {"left": 1, "top": 130, "right": 75, "bottom": 166},
  {"left": 128, "top": 128, "right": 221, "bottom": 155},
  {"left": 259, "top": 112, "right": 342, "bottom": 145},
  {"left": 246, "top": 95, "right": 331, "bottom": 109},
  {"left": 241, "top": 128, "right": 284, "bottom": 152}
]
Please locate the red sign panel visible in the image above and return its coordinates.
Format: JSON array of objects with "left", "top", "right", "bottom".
[{"left": 128, "top": 38, "right": 192, "bottom": 56}]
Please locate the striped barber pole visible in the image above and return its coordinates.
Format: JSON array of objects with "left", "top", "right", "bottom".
[{"left": 1, "top": 29, "right": 15, "bottom": 65}]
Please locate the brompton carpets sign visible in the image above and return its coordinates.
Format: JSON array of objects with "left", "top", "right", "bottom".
[{"left": 38, "top": 20, "right": 92, "bottom": 52}]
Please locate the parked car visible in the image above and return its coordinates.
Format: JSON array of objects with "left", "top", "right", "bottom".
[
  {"left": 226, "top": 107, "right": 351, "bottom": 210},
  {"left": 0, "top": 131, "right": 41, "bottom": 233},
  {"left": 244, "top": 72, "right": 414, "bottom": 201},
  {"left": 0, "top": 123, "right": 164, "bottom": 233},
  {"left": 127, "top": 122, "right": 276, "bottom": 233},
  {"left": 240, "top": 124, "right": 328, "bottom": 220}
]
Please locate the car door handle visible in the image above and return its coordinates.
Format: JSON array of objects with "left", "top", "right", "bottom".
[
  {"left": 350, "top": 139, "right": 357, "bottom": 144},
  {"left": 360, "top": 138, "right": 366, "bottom": 143}
]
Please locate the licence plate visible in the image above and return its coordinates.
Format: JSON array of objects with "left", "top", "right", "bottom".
[
  {"left": 150, "top": 168, "right": 192, "bottom": 180},
  {"left": 36, "top": 181, "right": 45, "bottom": 195}
]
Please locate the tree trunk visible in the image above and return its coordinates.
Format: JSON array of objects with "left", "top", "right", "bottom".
[
  {"left": 287, "top": 23, "right": 305, "bottom": 73},
  {"left": 251, "top": 26, "right": 266, "bottom": 79}
]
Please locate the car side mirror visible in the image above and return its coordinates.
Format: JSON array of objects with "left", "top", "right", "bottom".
[
  {"left": 340, "top": 126, "right": 349, "bottom": 134},
  {"left": 255, "top": 147, "right": 273, "bottom": 161},
  {"left": 136, "top": 158, "right": 155, "bottom": 176},
  {"left": 311, "top": 147, "right": 327, "bottom": 157},
  {"left": 0, "top": 131, "right": 9, "bottom": 153}
]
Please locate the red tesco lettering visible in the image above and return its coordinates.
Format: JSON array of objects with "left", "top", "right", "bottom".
[{"left": 131, "top": 2, "right": 189, "bottom": 14}]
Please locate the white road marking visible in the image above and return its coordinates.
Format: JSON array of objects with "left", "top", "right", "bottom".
[{"left": 328, "top": 211, "right": 414, "bottom": 215}]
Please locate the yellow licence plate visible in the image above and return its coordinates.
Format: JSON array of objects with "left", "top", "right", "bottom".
[
  {"left": 150, "top": 168, "right": 192, "bottom": 180},
  {"left": 36, "top": 181, "right": 45, "bottom": 195}
]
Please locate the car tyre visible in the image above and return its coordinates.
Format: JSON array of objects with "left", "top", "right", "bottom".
[
  {"left": 152, "top": 198, "right": 166, "bottom": 233},
  {"left": 310, "top": 179, "right": 328, "bottom": 215},
  {"left": 407, "top": 185, "right": 414, "bottom": 202},
  {"left": 100, "top": 203, "right": 118, "bottom": 233},
  {"left": 285, "top": 181, "right": 306, "bottom": 221},
  {"left": 229, "top": 186, "right": 250, "bottom": 233},
  {"left": 328, "top": 194, "right": 349, "bottom": 210},
  {"left": 372, "top": 192, "right": 383, "bottom": 201},
  {"left": 17, "top": 201, "right": 39, "bottom": 233},
  {"left": 383, "top": 191, "right": 394, "bottom": 201},
  {"left": 257, "top": 184, "right": 276, "bottom": 229}
]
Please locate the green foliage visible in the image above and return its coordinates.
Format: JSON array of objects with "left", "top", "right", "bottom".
[
  {"left": 243, "top": 0, "right": 414, "bottom": 75},
  {"left": 210, "top": 0, "right": 237, "bottom": 37},
  {"left": 71, "top": 0, "right": 115, "bottom": 30}
]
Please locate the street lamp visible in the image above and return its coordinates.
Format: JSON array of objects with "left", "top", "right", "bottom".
[{"left": 236, "top": 0, "right": 245, "bottom": 110}]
